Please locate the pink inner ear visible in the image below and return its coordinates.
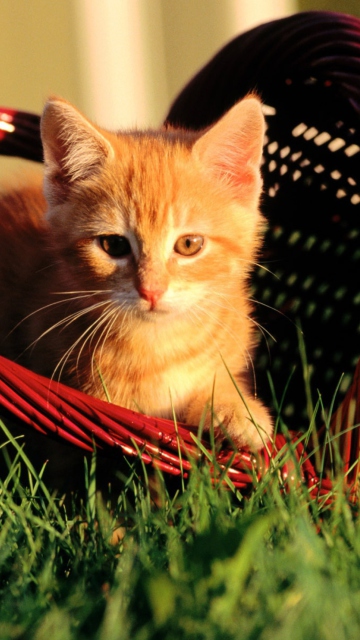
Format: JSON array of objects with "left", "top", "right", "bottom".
[
  {"left": 193, "top": 97, "right": 265, "bottom": 205},
  {"left": 41, "top": 99, "right": 113, "bottom": 184},
  {"left": 209, "top": 137, "right": 258, "bottom": 186}
]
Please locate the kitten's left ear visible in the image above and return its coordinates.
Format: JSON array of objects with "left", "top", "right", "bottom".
[
  {"left": 41, "top": 97, "right": 114, "bottom": 203},
  {"left": 192, "top": 96, "right": 265, "bottom": 207}
]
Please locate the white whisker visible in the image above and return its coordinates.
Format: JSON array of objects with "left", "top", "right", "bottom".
[
  {"left": 238, "top": 258, "right": 279, "bottom": 280},
  {"left": 90, "top": 305, "right": 122, "bottom": 381},
  {"left": 77, "top": 307, "right": 117, "bottom": 380},
  {"left": 51, "top": 301, "right": 115, "bottom": 382},
  {"left": 9, "top": 290, "right": 112, "bottom": 336},
  {"left": 27, "top": 300, "right": 112, "bottom": 352},
  {"left": 248, "top": 297, "right": 300, "bottom": 330},
  {"left": 51, "top": 289, "right": 114, "bottom": 296},
  {"left": 212, "top": 291, "right": 277, "bottom": 344}
]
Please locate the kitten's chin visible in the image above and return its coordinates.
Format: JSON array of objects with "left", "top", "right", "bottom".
[{"left": 140, "top": 308, "right": 170, "bottom": 322}]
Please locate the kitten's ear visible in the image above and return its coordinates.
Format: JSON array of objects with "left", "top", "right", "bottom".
[
  {"left": 41, "top": 97, "right": 114, "bottom": 203},
  {"left": 192, "top": 96, "right": 265, "bottom": 207}
]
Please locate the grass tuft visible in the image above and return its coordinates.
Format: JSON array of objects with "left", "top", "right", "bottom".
[
  {"left": 0, "top": 351, "right": 360, "bottom": 638},
  {"left": 1, "top": 412, "right": 360, "bottom": 639}
]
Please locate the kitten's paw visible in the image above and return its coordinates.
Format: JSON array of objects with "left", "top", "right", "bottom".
[
  {"left": 184, "top": 394, "right": 272, "bottom": 451},
  {"left": 212, "top": 400, "right": 273, "bottom": 451}
]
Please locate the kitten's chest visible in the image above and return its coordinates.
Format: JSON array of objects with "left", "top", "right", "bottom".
[{"left": 83, "top": 334, "right": 217, "bottom": 418}]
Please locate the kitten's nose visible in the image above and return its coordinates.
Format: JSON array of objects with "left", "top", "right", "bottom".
[{"left": 138, "top": 286, "right": 164, "bottom": 308}]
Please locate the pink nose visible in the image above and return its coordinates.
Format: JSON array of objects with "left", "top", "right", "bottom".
[{"left": 138, "top": 286, "right": 164, "bottom": 308}]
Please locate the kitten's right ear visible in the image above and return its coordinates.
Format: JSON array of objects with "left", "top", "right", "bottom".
[{"left": 41, "top": 97, "right": 114, "bottom": 204}]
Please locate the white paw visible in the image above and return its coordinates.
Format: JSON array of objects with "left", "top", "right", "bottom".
[{"left": 212, "top": 401, "right": 273, "bottom": 450}]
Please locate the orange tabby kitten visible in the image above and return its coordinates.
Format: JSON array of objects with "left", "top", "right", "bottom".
[{"left": 0, "top": 95, "right": 272, "bottom": 450}]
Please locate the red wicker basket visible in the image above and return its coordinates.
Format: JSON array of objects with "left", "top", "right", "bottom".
[
  {"left": 1, "top": 10, "right": 359, "bottom": 498},
  {"left": 0, "top": 354, "right": 359, "bottom": 498}
]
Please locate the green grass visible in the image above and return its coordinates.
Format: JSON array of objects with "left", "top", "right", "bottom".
[{"left": 1, "top": 406, "right": 360, "bottom": 640}]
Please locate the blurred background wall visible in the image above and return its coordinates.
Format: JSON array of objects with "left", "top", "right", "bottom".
[{"left": 1, "top": 0, "right": 359, "bottom": 133}]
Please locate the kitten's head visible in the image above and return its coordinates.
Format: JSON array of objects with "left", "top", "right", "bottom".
[{"left": 40, "top": 96, "right": 265, "bottom": 323}]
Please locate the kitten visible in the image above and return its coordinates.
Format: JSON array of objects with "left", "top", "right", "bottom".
[{"left": 0, "top": 95, "right": 272, "bottom": 450}]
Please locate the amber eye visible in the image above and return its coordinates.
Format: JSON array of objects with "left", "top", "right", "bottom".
[
  {"left": 98, "top": 235, "right": 131, "bottom": 258},
  {"left": 174, "top": 235, "right": 204, "bottom": 256}
]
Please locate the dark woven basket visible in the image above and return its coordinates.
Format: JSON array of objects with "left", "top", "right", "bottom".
[
  {"left": 0, "top": 10, "right": 359, "bottom": 496},
  {"left": 165, "top": 10, "right": 360, "bottom": 426}
]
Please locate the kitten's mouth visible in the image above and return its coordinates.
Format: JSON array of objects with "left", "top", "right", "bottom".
[
  {"left": 144, "top": 305, "right": 169, "bottom": 317},
  {"left": 136, "top": 300, "right": 171, "bottom": 319}
]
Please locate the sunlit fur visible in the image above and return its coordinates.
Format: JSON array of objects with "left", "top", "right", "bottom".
[{"left": 0, "top": 96, "right": 272, "bottom": 449}]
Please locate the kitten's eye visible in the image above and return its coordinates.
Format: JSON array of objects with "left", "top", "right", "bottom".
[
  {"left": 174, "top": 235, "right": 204, "bottom": 256},
  {"left": 98, "top": 235, "right": 131, "bottom": 258}
]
